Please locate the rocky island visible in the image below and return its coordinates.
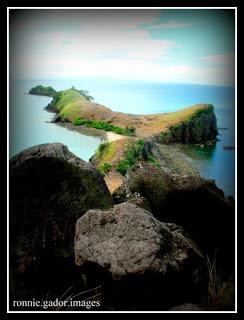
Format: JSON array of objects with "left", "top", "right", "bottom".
[
  {"left": 28, "top": 85, "right": 219, "bottom": 192},
  {"left": 8, "top": 86, "right": 234, "bottom": 311},
  {"left": 29, "top": 85, "right": 218, "bottom": 142}
]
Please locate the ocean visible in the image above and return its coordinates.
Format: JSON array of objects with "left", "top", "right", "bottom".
[{"left": 9, "top": 78, "right": 235, "bottom": 197}]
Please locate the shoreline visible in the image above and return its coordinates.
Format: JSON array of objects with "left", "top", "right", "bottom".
[
  {"left": 26, "top": 89, "right": 233, "bottom": 198},
  {"left": 51, "top": 120, "right": 125, "bottom": 143}
]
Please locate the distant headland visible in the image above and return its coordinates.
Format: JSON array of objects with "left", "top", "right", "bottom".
[{"left": 29, "top": 85, "right": 218, "bottom": 144}]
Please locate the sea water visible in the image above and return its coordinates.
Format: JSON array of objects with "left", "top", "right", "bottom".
[{"left": 9, "top": 78, "right": 235, "bottom": 197}]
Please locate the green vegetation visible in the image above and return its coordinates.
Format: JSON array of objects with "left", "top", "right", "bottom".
[
  {"left": 30, "top": 84, "right": 216, "bottom": 143},
  {"left": 116, "top": 139, "right": 160, "bottom": 175},
  {"left": 48, "top": 89, "right": 87, "bottom": 112},
  {"left": 97, "top": 162, "right": 112, "bottom": 176},
  {"left": 116, "top": 160, "right": 131, "bottom": 176},
  {"left": 71, "top": 86, "right": 94, "bottom": 101},
  {"left": 30, "top": 85, "right": 94, "bottom": 113},
  {"left": 96, "top": 142, "right": 116, "bottom": 161},
  {"left": 93, "top": 142, "right": 116, "bottom": 175},
  {"left": 190, "top": 104, "right": 214, "bottom": 121},
  {"left": 73, "top": 117, "right": 135, "bottom": 136},
  {"left": 29, "top": 85, "right": 57, "bottom": 97}
]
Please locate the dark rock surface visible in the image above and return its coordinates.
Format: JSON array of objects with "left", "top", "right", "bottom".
[
  {"left": 75, "top": 202, "right": 205, "bottom": 310},
  {"left": 9, "top": 143, "right": 113, "bottom": 301},
  {"left": 113, "top": 163, "right": 235, "bottom": 277}
]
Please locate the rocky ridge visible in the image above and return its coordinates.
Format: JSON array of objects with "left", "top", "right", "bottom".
[{"left": 9, "top": 143, "right": 235, "bottom": 311}]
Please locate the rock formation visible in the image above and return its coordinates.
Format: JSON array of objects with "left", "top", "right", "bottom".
[
  {"left": 9, "top": 143, "right": 113, "bottom": 301},
  {"left": 153, "top": 105, "right": 218, "bottom": 144},
  {"left": 9, "top": 142, "right": 235, "bottom": 310},
  {"left": 75, "top": 202, "right": 205, "bottom": 310},
  {"left": 113, "top": 162, "right": 235, "bottom": 277}
]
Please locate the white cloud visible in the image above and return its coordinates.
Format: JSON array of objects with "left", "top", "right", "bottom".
[
  {"left": 20, "top": 27, "right": 176, "bottom": 61},
  {"left": 11, "top": 24, "right": 178, "bottom": 80},
  {"left": 147, "top": 20, "right": 191, "bottom": 30},
  {"left": 199, "top": 53, "right": 234, "bottom": 65},
  {"left": 13, "top": 53, "right": 234, "bottom": 86},
  {"left": 10, "top": 11, "right": 234, "bottom": 86}
]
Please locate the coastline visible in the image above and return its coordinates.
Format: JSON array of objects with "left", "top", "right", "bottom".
[
  {"left": 51, "top": 119, "right": 125, "bottom": 143},
  {"left": 27, "top": 86, "right": 234, "bottom": 197}
]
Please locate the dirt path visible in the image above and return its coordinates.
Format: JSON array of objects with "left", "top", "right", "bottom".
[{"left": 105, "top": 132, "right": 125, "bottom": 142}]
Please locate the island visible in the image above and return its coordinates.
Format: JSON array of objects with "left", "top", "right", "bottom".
[
  {"left": 29, "top": 85, "right": 219, "bottom": 191},
  {"left": 29, "top": 85, "right": 218, "bottom": 142}
]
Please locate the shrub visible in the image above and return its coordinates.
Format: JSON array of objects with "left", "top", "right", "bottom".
[
  {"left": 98, "top": 143, "right": 107, "bottom": 153},
  {"left": 98, "top": 163, "right": 112, "bottom": 176},
  {"left": 72, "top": 117, "right": 135, "bottom": 136},
  {"left": 116, "top": 140, "right": 144, "bottom": 175},
  {"left": 116, "top": 139, "right": 161, "bottom": 175},
  {"left": 116, "top": 160, "right": 130, "bottom": 176}
]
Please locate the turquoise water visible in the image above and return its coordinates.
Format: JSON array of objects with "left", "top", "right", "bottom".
[
  {"left": 9, "top": 78, "right": 235, "bottom": 197},
  {"left": 9, "top": 80, "right": 102, "bottom": 162}
]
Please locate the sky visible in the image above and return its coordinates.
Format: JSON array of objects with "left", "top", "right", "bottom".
[{"left": 9, "top": 9, "right": 235, "bottom": 86}]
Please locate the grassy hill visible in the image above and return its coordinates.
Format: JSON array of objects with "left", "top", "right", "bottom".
[{"left": 30, "top": 85, "right": 217, "bottom": 141}]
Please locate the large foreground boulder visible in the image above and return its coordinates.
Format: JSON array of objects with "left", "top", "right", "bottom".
[
  {"left": 9, "top": 143, "right": 113, "bottom": 301},
  {"left": 75, "top": 202, "right": 205, "bottom": 310},
  {"left": 113, "top": 163, "right": 235, "bottom": 277}
]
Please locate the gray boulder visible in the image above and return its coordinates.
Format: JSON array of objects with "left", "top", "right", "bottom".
[
  {"left": 113, "top": 163, "right": 235, "bottom": 277},
  {"left": 9, "top": 143, "right": 113, "bottom": 301},
  {"left": 75, "top": 202, "right": 205, "bottom": 309}
]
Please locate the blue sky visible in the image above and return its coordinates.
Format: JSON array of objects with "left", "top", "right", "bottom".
[{"left": 10, "top": 9, "right": 235, "bottom": 86}]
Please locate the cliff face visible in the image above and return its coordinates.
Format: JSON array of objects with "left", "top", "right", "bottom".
[{"left": 152, "top": 105, "right": 218, "bottom": 144}]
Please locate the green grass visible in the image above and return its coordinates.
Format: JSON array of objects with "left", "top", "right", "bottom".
[
  {"left": 96, "top": 142, "right": 116, "bottom": 162},
  {"left": 73, "top": 117, "right": 135, "bottom": 136},
  {"left": 93, "top": 142, "right": 116, "bottom": 174},
  {"left": 52, "top": 90, "right": 86, "bottom": 112},
  {"left": 42, "top": 87, "right": 93, "bottom": 114}
]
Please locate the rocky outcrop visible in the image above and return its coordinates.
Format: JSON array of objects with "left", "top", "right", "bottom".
[
  {"left": 8, "top": 141, "right": 234, "bottom": 310},
  {"left": 9, "top": 143, "right": 113, "bottom": 301},
  {"left": 153, "top": 105, "right": 218, "bottom": 144},
  {"left": 113, "top": 163, "right": 235, "bottom": 277},
  {"left": 75, "top": 202, "right": 205, "bottom": 310}
]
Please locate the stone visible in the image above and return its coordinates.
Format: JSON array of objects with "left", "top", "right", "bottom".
[
  {"left": 75, "top": 202, "right": 205, "bottom": 309},
  {"left": 113, "top": 163, "right": 235, "bottom": 277},
  {"left": 9, "top": 143, "right": 113, "bottom": 301}
]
